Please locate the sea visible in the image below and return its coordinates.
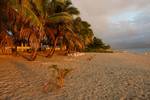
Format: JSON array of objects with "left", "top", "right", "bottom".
[{"left": 118, "top": 48, "right": 150, "bottom": 54}]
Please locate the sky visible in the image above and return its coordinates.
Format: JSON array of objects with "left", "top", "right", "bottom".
[{"left": 72, "top": 0, "right": 150, "bottom": 49}]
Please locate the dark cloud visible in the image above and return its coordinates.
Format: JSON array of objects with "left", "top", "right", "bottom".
[{"left": 72, "top": 0, "right": 150, "bottom": 49}]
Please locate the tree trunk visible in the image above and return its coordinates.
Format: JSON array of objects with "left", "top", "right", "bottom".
[{"left": 45, "top": 37, "right": 58, "bottom": 57}]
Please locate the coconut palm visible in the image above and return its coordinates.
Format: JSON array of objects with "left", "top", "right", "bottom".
[
  {"left": 0, "top": 31, "right": 13, "bottom": 54},
  {"left": 45, "top": 12, "right": 75, "bottom": 56},
  {"left": 1, "top": 0, "right": 72, "bottom": 60},
  {"left": 0, "top": 0, "right": 94, "bottom": 60},
  {"left": 0, "top": 0, "right": 47, "bottom": 60},
  {"left": 49, "top": 0, "right": 80, "bottom": 15},
  {"left": 44, "top": 0, "right": 83, "bottom": 56},
  {"left": 0, "top": 0, "right": 15, "bottom": 54},
  {"left": 5, "top": 0, "right": 45, "bottom": 60},
  {"left": 73, "top": 17, "right": 94, "bottom": 47},
  {"left": 3, "top": 0, "right": 76, "bottom": 59}
]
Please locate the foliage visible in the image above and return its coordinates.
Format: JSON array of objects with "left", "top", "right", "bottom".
[
  {"left": 89, "top": 37, "right": 110, "bottom": 49},
  {"left": 85, "top": 37, "right": 112, "bottom": 53},
  {"left": 0, "top": 0, "right": 111, "bottom": 60},
  {"left": 73, "top": 17, "right": 94, "bottom": 46}
]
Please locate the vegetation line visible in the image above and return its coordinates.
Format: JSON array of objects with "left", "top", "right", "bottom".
[{"left": 0, "top": 0, "right": 111, "bottom": 60}]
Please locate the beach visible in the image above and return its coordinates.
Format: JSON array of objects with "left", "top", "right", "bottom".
[{"left": 0, "top": 53, "right": 150, "bottom": 100}]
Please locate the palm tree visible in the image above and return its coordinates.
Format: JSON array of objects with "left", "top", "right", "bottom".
[
  {"left": 0, "top": 0, "right": 48, "bottom": 60},
  {"left": 73, "top": 17, "right": 94, "bottom": 47},
  {"left": 5, "top": 0, "right": 45, "bottom": 60},
  {"left": 46, "top": 0, "right": 84, "bottom": 56},
  {"left": 1, "top": 0, "right": 80, "bottom": 60},
  {"left": 0, "top": 31, "right": 13, "bottom": 54},
  {"left": 0, "top": 0, "right": 15, "bottom": 54},
  {"left": 0, "top": 0, "right": 94, "bottom": 60},
  {"left": 42, "top": 0, "right": 80, "bottom": 56}
]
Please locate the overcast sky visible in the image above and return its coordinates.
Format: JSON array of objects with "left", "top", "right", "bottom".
[{"left": 72, "top": 0, "right": 150, "bottom": 49}]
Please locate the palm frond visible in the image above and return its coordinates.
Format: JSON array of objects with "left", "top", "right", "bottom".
[
  {"left": 31, "top": 0, "right": 45, "bottom": 16},
  {"left": 66, "top": 6, "right": 80, "bottom": 15},
  {"left": 47, "top": 12, "right": 73, "bottom": 24},
  {"left": 9, "top": 0, "right": 43, "bottom": 30}
]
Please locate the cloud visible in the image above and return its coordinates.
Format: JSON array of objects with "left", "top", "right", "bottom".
[{"left": 72, "top": 0, "right": 150, "bottom": 49}]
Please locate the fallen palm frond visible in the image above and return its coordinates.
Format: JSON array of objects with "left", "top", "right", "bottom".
[
  {"left": 43, "top": 64, "right": 73, "bottom": 93},
  {"left": 87, "top": 56, "right": 93, "bottom": 61}
]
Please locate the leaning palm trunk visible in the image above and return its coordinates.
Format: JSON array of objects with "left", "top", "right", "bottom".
[
  {"left": 19, "top": 28, "right": 41, "bottom": 61},
  {"left": 23, "top": 33, "right": 40, "bottom": 61},
  {"left": 63, "top": 31, "right": 84, "bottom": 54},
  {"left": 45, "top": 28, "right": 62, "bottom": 57},
  {"left": 45, "top": 37, "right": 59, "bottom": 57},
  {"left": 45, "top": 28, "right": 56, "bottom": 57},
  {"left": 0, "top": 31, "right": 14, "bottom": 55}
]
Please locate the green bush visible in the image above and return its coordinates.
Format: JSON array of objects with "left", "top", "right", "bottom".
[{"left": 85, "top": 37, "right": 113, "bottom": 53}]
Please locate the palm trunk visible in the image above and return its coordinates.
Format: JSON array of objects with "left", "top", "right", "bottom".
[
  {"left": 46, "top": 37, "right": 58, "bottom": 57},
  {"left": 21, "top": 50, "right": 37, "bottom": 61}
]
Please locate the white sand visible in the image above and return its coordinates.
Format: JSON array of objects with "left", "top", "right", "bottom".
[{"left": 0, "top": 53, "right": 150, "bottom": 100}]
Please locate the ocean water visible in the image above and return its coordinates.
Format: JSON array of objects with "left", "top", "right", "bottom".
[{"left": 122, "top": 48, "right": 150, "bottom": 53}]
